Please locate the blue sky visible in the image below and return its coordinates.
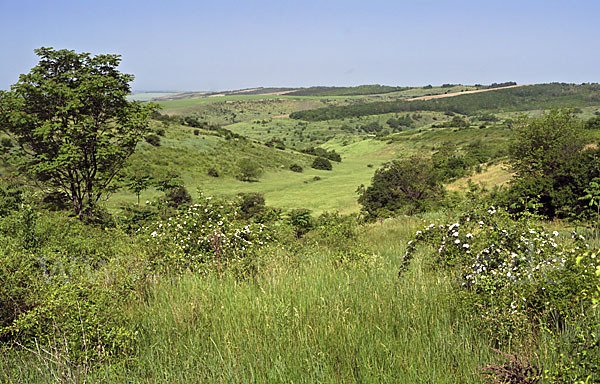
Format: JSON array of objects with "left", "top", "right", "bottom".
[{"left": 1, "top": 0, "right": 599, "bottom": 91}]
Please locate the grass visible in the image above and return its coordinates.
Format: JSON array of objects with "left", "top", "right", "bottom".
[
  {"left": 1, "top": 216, "right": 500, "bottom": 383},
  {"left": 447, "top": 163, "right": 513, "bottom": 192}
]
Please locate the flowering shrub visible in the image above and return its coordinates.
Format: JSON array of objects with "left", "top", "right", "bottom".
[
  {"left": 403, "top": 206, "right": 600, "bottom": 346},
  {"left": 142, "top": 194, "right": 276, "bottom": 276}
]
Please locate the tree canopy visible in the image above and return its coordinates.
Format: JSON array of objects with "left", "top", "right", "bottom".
[
  {"left": 357, "top": 157, "right": 444, "bottom": 219},
  {"left": 507, "top": 108, "right": 600, "bottom": 218},
  {"left": 0, "top": 47, "right": 157, "bottom": 220}
]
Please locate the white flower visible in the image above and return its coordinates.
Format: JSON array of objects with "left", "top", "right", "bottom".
[
  {"left": 454, "top": 239, "right": 460, "bottom": 244},
  {"left": 463, "top": 243, "right": 469, "bottom": 249},
  {"left": 552, "top": 231, "right": 559, "bottom": 237},
  {"left": 466, "top": 233, "right": 473, "bottom": 238}
]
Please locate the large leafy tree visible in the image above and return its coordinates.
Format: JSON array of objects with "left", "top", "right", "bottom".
[
  {"left": 0, "top": 47, "right": 157, "bottom": 219},
  {"left": 507, "top": 108, "right": 600, "bottom": 218}
]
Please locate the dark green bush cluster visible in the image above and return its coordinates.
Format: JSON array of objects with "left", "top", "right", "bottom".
[
  {"left": 301, "top": 147, "right": 341, "bottom": 162},
  {"left": 505, "top": 109, "right": 600, "bottom": 220},
  {"left": 289, "top": 163, "right": 303, "bottom": 173},
  {"left": 357, "top": 157, "right": 444, "bottom": 219},
  {"left": 311, "top": 157, "right": 332, "bottom": 171}
]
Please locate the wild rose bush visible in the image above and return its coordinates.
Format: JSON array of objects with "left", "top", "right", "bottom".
[
  {"left": 142, "top": 194, "right": 276, "bottom": 276},
  {"left": 403, "top": 206, "right": 600, "bottom": 345}
]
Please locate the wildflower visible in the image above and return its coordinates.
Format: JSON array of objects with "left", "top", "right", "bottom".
[{"left": 466, "top": 233, "right": 473, "bottom": 238}]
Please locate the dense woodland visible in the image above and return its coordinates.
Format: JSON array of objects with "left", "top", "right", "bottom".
[{"left": 0, "top": 48, "right": 599, "bottom": 383}]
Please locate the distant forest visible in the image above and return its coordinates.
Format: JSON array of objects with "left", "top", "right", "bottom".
[{"left": 291, "top": 83, "right": 600, "bottom": 121}]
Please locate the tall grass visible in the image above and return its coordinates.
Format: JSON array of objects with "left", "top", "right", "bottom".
[{"left": 2, "top": 217, "right": 500, "bottom": 383}]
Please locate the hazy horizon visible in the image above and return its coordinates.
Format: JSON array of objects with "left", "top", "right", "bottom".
[{"left": 2, "top": 0, "right": 599, "bottom": 92}]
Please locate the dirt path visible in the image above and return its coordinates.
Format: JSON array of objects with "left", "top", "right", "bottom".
[{"left": 407, "top": 84, "right": 526, "bottom": 101}]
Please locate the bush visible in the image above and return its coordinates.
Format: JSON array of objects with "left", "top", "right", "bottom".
[
  {"left": 165, "top": 185, "right": 192, "bottom": 207},
  {"left": 0, "top": 210, "right": 145, "bottom": 363},
  {"left": 237, "top": 159, "right": 263, "bottom": 182},
  {"left": 237, "top": 193, "right": 265, "bottom": 220},
  {"left": 207, "top": 167, "right": 219, "bottom": 177},
  {"left": 288, "top": 208, "right": 314, "bottom": 238},
  {"left": 357, "top": 157, "right": 444, "bottom": 219},
  {"left": 311, "top": 157, "right": 332, "bottom": 171},
  {"left": 193, "top": 129, "right": 200, "bottom": 136},
  {"left": 403, "top": 206, "right": 600, "bottom": 348},
  {"left": 142, "top": 195, "right": 276, "bottom": 276},
  {"left": 145, "top": 134, "right": 161, "bottom": 146},
  {"left": 289, "top": 164, "right": 303, "bottom": 173}
]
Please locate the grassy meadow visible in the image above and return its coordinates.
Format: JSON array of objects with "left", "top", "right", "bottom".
[{"left": 2, "top": 83, "right": 600, "bottom": 383}]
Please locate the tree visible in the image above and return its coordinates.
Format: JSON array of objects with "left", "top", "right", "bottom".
[
  {"left": 509, "top": 108, "right": 584, "bottom": 181},
  {"left": 357, "top": 157, "right": 444, "bottom": 218},
  {"left": 237, "top": 158, "right": 262, "bottom": 182},
  {"left": 507, "top": 108, "right": 600, "bottom": 218},
  {"left": 126, "top": 171, "right": 154, "bottom": 206},
  {"left": 0, "top": 47, "right": 157, "bottom": 220}
]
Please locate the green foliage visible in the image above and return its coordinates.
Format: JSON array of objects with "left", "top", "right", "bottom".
[
  {"left": 125, "top": 171, "right": 154, "bottom": 205},
  {"left": 357, "top": 157, "right": 444, "bottom": 219},
  {"left": 145, "top": 133, "right": 161, "bottom": 146},
  {"left": 310, "top": 212, "right": 373, "bottom": 265},
  {"left": 287, "top": 208, "right": 314, "bottom": 238},
  {"left": 301, "top": 147, "right": 341, "bottom": 162},
  {"left": 290, "top": 83, "right": 600, "bottom": 121},
  {"left": 286, "top": 84, "right": 409, "bottom": 97},
  {"left": 237, "top": 192, "right": 266, "bottom": 220},
  {"left": 142, "top": 195, "right": 276, "bottom": 276},
  {"left": 585, "top": 115, "right": 600, "bottom": 130},
  {"left": 507, "top": 108, "right": 600, "bottom": 219},
  {"left": 0, "top": 210, "right": 145, "bottom": 363},
  {"left": 207, "top": 167, "right": 219, "bottom": 177},
  {"left": 289, "top": 163, "right": 303, "bottom": 173},
  {"left": 404, "top": 207, "right": 600, "bottom": 355},
  {"left": 236, "top": 158, "right": 263, "bottom": 182},
  {"left": 0, "top": 47, "right": 157, "bottom": 220},
  {"left": 311, "top": 157, "right": 332, "bottom": 171},
  {"left": 164, "top": 185, "right": 192, "bottom": 207}
]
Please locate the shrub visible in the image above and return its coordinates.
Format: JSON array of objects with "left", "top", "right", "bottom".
[
  {"left": 145, "top": 134, "right": 161, "bottom": 146},
  {"left": 403, "top": 206, "right": 600, "bottom": 347},
  {"left": 237, "top": 158, "right": 263, "bottom": 182},
  {"left": 288, "top": 208, "right": 314, "bottom": 238},
  {"left": 165, "top": 185, "right": 192, "bottom": 207},
  {"left": 311, "top": 157, "right": 332, "bottom": 171},
  {"left": 0, "top": 210, "right": 145, "bottom": 363},
  {"left": 155, "top": 128, "right": 165, "bottom": 137},
  {"left": 289, "top": 164, "right": 303, "bottom": 173},
  {"left": 357, "top": 157, "right": 444, "bottom": 219},
  {"left": 193, "top": 129, "right": 200, "bottom": 136},
  {"left": 237, "top": 193, "right": 265, "bottom": 220},
  {"left": 207, "top": 167, "right": 219, "bottom": 177},
  {"left": 142, "top": 195, "right": 276, "bottom": 276}
]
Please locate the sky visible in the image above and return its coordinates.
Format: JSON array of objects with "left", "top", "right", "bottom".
[{"left": 1, "top": 0, "right": 599, "bottom": 92}]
